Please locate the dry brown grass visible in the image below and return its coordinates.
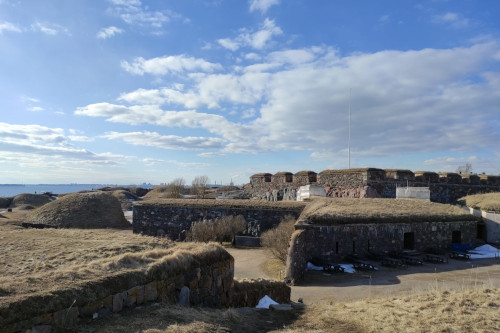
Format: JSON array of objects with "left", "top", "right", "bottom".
[
  {"left": 0, "top": 210, "right": 229, "bottom": 307},
  {"left": 282, "top": 287, "right": 500, "bottom": 333},
  {"left": 459, "top": 192, "right": 500, "bottom": 212},
  {"left": 137, "top": 198, "right": 307, "bottom": 210},
  {"left": 75, "top": 285, "right": 500, "bottom": 332},
  {"left": 24, "top": 191, "right": 130, "bottom": 228},
  {"left": 9, "top": 193, "right": 52, "bottom": 208},
  {"left": 0, "top": 221, "right": 172, "bottom": 305},
  {"left": 259, "top": 258, "right": 286, "bottom": 280},
  {"left": 298, "top": 198, "right": 478, "bottom": 225},
  {"left": 261, "top": 215, "right": 296, "bottom": 263},
  {"left": 186, "top": 215, "right": 246, "bottom": 242}
]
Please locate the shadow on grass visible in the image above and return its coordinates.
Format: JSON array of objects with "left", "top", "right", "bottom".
[{"left": 75, "top": 303, "right": 331, "bottom": 333}]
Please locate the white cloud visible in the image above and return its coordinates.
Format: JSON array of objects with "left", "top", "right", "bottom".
[
  {"left": 68, "top": 135, "right": 94, "bottom": 142},
  {"left": 77, "top": 41, "right": 500, "bottom": 157},
  {"left": 97, "top": 26, "right": 124, "bottom": 39},
  {"left": 424, "top": 156, "right": 477, "bottom": 166},
  {"left": 245, "top": 52, "right": 261, "bottom": 61},
  {"left": 103, "top": 131, "right": 225, "bottom": 150},
  {"left": 0, "top": 20, "right": 21, "bottom": 34},
  {"left": 31, "top": 21, "right": 70, "bottom": 35},
  {"left": 0, "top": 122, "right": 119, "bottom": 168},
  {"left": 217, "top": 18, "right": 282, "bottom": 51},
  {"left": 107, "top": 0, "right": 186, "bottom": 33},
  {"left": 249, "top": 0, "right": 280, "bottom": 13},
  {"left": 198, "top": 152, "right": 225, "bottom": 158},
  {"left": 142, "top": 157, "right": 165, "bottom": 165},
  {"left": 27, "top": 106, "right": 44, "bottom": 112},
  {"left": 118, "top": 70, "right": 270, "bottom": 108},
  {"left": 121, "top": 55, "right": 222, "bottom": 75},
  {"left": 433, "top": 12, "right": 470, "bottom": 29}
]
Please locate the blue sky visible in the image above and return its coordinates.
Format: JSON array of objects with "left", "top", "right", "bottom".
[{"left": 1, "top": 0, "right": 499, "bottom": 185}]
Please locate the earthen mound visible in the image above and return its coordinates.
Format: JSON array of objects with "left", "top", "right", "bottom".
[
  {"left": 0, "top": 197, "right": 12, "bottom": 208},
  {"left": 25, "top": 192, "right": 129, "bottom": 228},
  {"left": 111, "top": 189, "right": 139, "bottom": 201},
  {"left": 111, "top": 189, "right": 140, "bottom": 210},
  {"left": 10, "top": 194, "right": 51, "bottom": 209}
]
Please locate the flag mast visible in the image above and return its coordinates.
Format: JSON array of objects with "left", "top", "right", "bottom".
[{"left": 348, "top": 88, "right": 351, "bottom": 169}]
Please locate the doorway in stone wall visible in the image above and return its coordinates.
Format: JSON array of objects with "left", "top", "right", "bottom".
[
  {"left": 403, "top": 232, "right": 415, "bottom": 250},
  {"left": 452, "top": 230, "right": 462, "bottom": 243}
]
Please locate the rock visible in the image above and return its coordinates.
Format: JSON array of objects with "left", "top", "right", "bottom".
[
  {"left": 179, "top": 286, "right": 190, "bottom": 307},
  {"left": 269, "top": 304, "right": 293, "bottom": 311}
]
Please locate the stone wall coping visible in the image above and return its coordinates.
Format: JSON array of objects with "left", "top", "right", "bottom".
[{"left": 135, "top": 199, "right": 306, "bottom": 210}]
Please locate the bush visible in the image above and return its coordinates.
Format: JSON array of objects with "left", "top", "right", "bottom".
[
  {"left": 187, "top": 215, "right": 246, "bottom": 242},
  {"left": 260, "top": 215, "right": 296, "bottom": 263}
]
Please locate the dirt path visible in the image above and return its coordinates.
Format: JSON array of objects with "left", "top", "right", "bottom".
[{"left": 227, "top": 247, "right": 500, "bottom": 304}]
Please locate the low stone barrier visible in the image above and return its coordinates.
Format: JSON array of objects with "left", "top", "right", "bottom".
[
  {"left": 0, "top": 246, "right": 291, "bottom": 332},
  {"left": 234, "top": 236, "right": 261, "bottom": 247}
]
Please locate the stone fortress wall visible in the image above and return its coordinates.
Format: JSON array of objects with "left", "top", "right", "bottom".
[{"left": 248, "top": 168, "right": 500, "bottom": 204}]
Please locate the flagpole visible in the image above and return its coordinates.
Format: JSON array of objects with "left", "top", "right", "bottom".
[{"left": 348, "top": 88, "right": 351, "bottom": 169}]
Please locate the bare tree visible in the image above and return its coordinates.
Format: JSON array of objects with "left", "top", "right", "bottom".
[
  {"left": 191, "top": 175, "right": 209, "bottom": 198},
  {"left": 260, "top": 215, "right": 296, "bottom": 263},
  {"left": 166, "top": 178, "right": 185, "bottom": 198},
  {"left": 456, "top": 163, "right": 473, "bottom": 175}
]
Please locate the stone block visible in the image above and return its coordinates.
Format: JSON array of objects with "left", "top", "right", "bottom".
[
  {"left": 112, "top": 293, "right": 124, "bottom": 313},
  {"left": 136, "top": 285, "right": 145, "bottom": 304},
  {"left": 145, "top": 281, "right": 158, "bottom": 302},
  {"left": 31, "top": 325, "right": 52, "bottom": 333},
  {"left": 179, "top": 286, "right": 190, "bottom": 307},
  {"left": 125, "top": 287, "right": 137, "bottom": 307},
  {"left": 80, "top": 295, "right": 113, "bottom": 317},
  {"left": 52, "top": 307, "right": 78, "bottom": 328}
]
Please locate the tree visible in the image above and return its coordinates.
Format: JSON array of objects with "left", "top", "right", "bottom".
[
  {"left": 166, "top": 178, "right": 185, "bottom": 198},
  {"left": 260, "top": 215, "right": 296, "bottom": 263},
  {"left": 191, "top": 175, "right": 209, "bottom": 198},
  {"left": 456, "top": 163, "right": 473, "bottom": 175}
]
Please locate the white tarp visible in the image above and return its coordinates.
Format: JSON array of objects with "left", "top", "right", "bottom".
[
  {"left": 468, "top": 244, "right": 500, "bottom": 259},
  {"left": 396, "top": 187, "right": 430, "bottom": 201},
  {"left": 256, "top": 295, "right": 278, "bottom": 309},
  {"left": 296, "top": 185, "right": 326, "bottom": 201}
]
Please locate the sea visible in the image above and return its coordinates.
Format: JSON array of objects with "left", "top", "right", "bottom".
[{"left": 0, "top": 184, "right": 155, "bottom": 197}]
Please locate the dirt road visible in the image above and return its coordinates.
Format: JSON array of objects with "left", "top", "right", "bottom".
[{"left": 227, "top": 247, "right": 500, "bottom": 304}]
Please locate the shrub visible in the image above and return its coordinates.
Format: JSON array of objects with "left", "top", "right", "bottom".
[
  {"left": 260, "top": 215, "right": 296, "bottom": 263},
  {"left": 187, "top": 215, "right": 246, "bottom": 242},
  {"left": 191, "top": 175, "right": 209, "bottom": 198}
]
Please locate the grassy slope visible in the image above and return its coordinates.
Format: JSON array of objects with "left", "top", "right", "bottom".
[
  {"left": 459, "top": 192, "right": 500, "bottom": 212},
  {"left": 298, "top": 198, "right": 478, "bottom": 224}
]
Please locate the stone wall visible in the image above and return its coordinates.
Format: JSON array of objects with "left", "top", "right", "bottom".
[
  {"left": 285, "top": 220, "right": 478, "bottom": 283},
  {"left": 1, "top": 247, "right": 291, "bottom": 332},
  {"left": 467, "top": 207, "right": 500, "bottom": 243},
  {"left": 247, "top": 168, "right": 500, "bottom": 204},
  {"left": 133, "top": 203, "right": 303, "bottom": 240}
]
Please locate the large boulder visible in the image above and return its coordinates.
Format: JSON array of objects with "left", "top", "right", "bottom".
[{"left": 25, "top": 192, "right": 129, "bottom": 228}]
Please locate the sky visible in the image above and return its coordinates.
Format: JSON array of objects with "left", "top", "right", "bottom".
[{"left": 1, "top": 0, "right": 499, "bottom": 185}]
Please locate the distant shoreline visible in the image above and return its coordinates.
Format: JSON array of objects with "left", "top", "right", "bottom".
[{"left": 0, "top": 184, "right": 155, "bottom": 197}]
